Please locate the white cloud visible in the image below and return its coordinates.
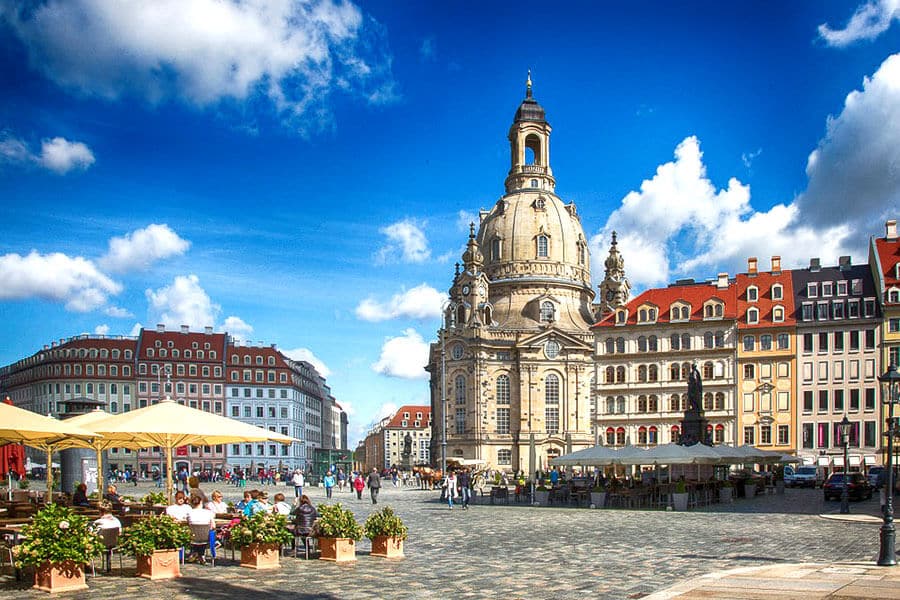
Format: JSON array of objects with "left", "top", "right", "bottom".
[
  {"left": 355, "top": 283, "right": 445, "bottom": 322},
  {"left": 375, "top": 219, "right": 430, "bottom": 264},
  {"left": 129, "top": 322, "right": 143, "bottom": 337},
  {"left": 819, "top": 0, "right": 900, "bottom": 47},
  {"left": 456, "top": 210, "right": 477, "bottom": 232},
  {"left": 100, "top": 224, "right": 190, "bottom": 273},
  {"left": 146, "top": 274, "right": 219, "bottom": 329},
  {"left": 797, "top": 52, "right": 900, "bottom": 233},
  {"left": 0, "top": 250, "right": 121, "bottom": 311},
  {"left": 371, "top": 328, "right": 429, "bottom": 380},
  {"left": 281, "top": 347, "right": 331, "bottom": 378},
  {"left": 104, "top": 306, "right": 133, "bottom": 318},
  {"left": 94, "top": 324, "right": 109, "bottom": 335},
  {"left": 2, "top": 0, "right": 397, "bottom": 132},
  {"left": 0, "top": 132, "right": 95, "bottom": 174},
  {"left": 222, "top": 315, "right": 254, "bottom": 343},
  {"left": 591, "top": 136, "right": 854, "bottom": 290},
  {"left": 39, "top": 137, "right": 95, "bottom": 173}
]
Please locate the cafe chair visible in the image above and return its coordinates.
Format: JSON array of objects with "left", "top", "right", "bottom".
[
  {"left": 92, "top": 528, "right": 123, "bottom": 575},
  {"left": 188, "top": 524, "right": 215, "bottom": 566}
]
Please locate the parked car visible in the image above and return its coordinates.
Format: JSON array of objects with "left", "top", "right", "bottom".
[
  {"left": 823, "top": 472, "right": 873, "bottom": 501},
  {"left": 786, "top": 465, "right": 821, "bottom": 488},
  {"left": 867, "top": 466, "right": 886, "bottom": 489}
]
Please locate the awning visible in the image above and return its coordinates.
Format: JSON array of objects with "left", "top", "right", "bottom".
[
  {"left": 849, "top": 455, "right": 862, "bottom": 467},
  {"left": 801, "top": 456, "right": 817, "bottom": 465},
  {"left": 864, "top": 455, "right": 877, "bottom": 465},
  {"left": 817, "top": 456, "right": 831, "bottom": 467},
  {"left": 833, "top": 456, "right": 845, "bottom": 467}
]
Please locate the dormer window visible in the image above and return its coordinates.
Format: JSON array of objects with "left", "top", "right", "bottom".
[
  {"left": 615, "top": 309, "right": 627, "bottom": 325},
  {"left": 822, "top": 281, "right": 833, "bottom": 297},
  {"left": 772, "top": 306, "right": 785, "bottom": 322},
  {"left": 851, "top": 279, "right": 862, "bottom": 295},
  {"left": 638, "top": 307, "right": 657, "bottom": 323},
  {"left": 747, "top": 286, "right": 758, "bottom": 302},
  {"left": 670, "top": 304, "right": 690, "bottom": 322},
  {"left": 703, "top": 301, "right": 724, "bottom": 320},
  {"left": 807, "top": 282, "right": 818, "bottom": 298},
  {"left": 747, "top": 307, "right": 759, "bottom": 324},
  {"left": 837, "top": 280, "right": 848, "bottom": 296},
  {"left": 540, "top": 301, "right": 555, "bottom": 322},
  {"left": 771, "top": 284, "right": 783, "bottom": 300},
  {"left": 889, "top": 289, "right": 900, "bottom": 304}
]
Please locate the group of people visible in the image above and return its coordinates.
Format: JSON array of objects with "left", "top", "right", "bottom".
[{"left": 441, "top": 469, "right": 473, "bottom": 509}]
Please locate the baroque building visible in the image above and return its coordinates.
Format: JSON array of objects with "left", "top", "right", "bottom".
[{"left": 426, "top": 77, "right": 626, "bottom": 473}]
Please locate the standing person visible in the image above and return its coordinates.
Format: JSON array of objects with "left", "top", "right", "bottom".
[
  {"left": 458, "top": 469, "right": 471, "bottom": 509},
  {"left": 444, "top": 471, "right": 457, "bottom": 509},
  {"left": 323, "top": 470, "right": 336, "bottom": 499},
  {"left": 291, "top": 469, "right": 304, "bottom": 498},
  {"left": 366, "top": 468, "right": 381, "bottom": 504},
  {"left": 353, "top": 472, "right": 365, "bottom": 499},
  {"left": 337, "top": 468, "right": 346, "bottom": 492}
]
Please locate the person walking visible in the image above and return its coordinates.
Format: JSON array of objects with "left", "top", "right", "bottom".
[
  {"left": 444, "top": 471, "right": 457, "bottom": 509},
  {"left": 367, "top": 468, "right": 381, "bottom": 504},
  {"left": 291, "top": 469, "right": 304, "bottom": 498},
  {"left": 323, "top": 470, "right": 336, "bottom": 499},
  {"left": 353, "top": 473, "right": 365, "bottom": 499},
  {"left": 458, "top": 469, "right": 471, "bottom": 509}
]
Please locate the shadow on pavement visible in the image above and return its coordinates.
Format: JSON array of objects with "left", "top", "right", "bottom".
[{"left": 176, "top": 577, "right": 342, "bottom": 600}]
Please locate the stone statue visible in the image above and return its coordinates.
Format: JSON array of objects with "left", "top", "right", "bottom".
[
  {"left": 402, "top": 433, "right": 412, "bottom": 457},
  {"left": 680, "top": 363, "right": 708, "bottom": 445},
  {"left": 687, "top": 363, "right": 702, "bottom": 412}
]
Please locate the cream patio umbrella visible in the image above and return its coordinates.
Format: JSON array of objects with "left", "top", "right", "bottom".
[
  {"left": 87, "top": 396, "right": 299, "bottom": 502},
  {"left": 0, "top": 402, "right": 103, "bottom": 500},
  {"left": 551, "top": 445, "right": 620, "bottom": 467},
  {"left": 63, "top": 408, "right": 141, "bottom": 496}
]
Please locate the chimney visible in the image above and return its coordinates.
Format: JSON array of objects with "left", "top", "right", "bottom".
[
  {"left": 156, "top": 323, "right": 165, "bottom": 333},
  {"left": 204, "top": 326, "right": 213, "bottom": 335},
  {"left": 770, "top": 256, "right": 781, "bottom": 274},
  {"left": 809, "top": 258, "right": 820, "bottom": 272},
  {"left": 717, "top": 272, "right": 728, "bottom": 289},
  {"left": 747, "top": 257, "right": 758, "bottom": 276},
  {"left": 886, "top": 219, "right": 898, "bottom": 241},
  {"left": 180, "top": 325, "right": 189, "bottom": 334},
  {"left": 838, "top": 255, "right": 851, "bottom": 271}
]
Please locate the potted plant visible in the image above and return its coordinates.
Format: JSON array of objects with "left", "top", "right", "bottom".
[
  {"left": 230, "top": 511, "right": 293, "bottom": 569},
  {"left": 119, "top": 514, "right": 191, "bottom": 580},
  {"left": 590, "top": 483, "right": 607, "bottom": 509},
  {"left": 534, "top": 483, "right": 550, "bottom": 506},
  {"left": 16, "top": 503, "right": 103, "bottom": 593},
  {"left": 314, "top": 503, "right": 363, "bottom": 562},
  {"left": 142, "top": 491, "right": 166, "bottom": 506},
  {"left": 364, "top": 506, "right": 408, "bottom": 558},
  {"left": 672, "top": 480, "right": 689, "bottom": 511}
]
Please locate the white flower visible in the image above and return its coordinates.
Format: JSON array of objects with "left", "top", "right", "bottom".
[{"left": 58, "top": 520, "right": 70, "bottom": 530}]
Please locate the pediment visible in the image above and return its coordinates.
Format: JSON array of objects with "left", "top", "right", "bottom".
[{"left": 516, "top": 328, "right": 591, "bottom": 352}]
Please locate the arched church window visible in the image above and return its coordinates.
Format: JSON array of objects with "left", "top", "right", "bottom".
[
  {"left": 577, "top": 243, "right": 585, "bottom": 265},
  {"left": 545, "top": 374, "right": 559, "bottom": 404},
  {"left": 454, "top": 375, "right": 466, "bottom": 405},
  {"left": 540, "top": 301, "right": 555, "bottom": 322},
  {"left": 483, "top": 305, "right": 493, "bottom": 325},
  {"left": 616, "top": 366, "right": 626, "bottom": 383},
  {"left": 537, "top": 235, "right": 549, "bottom": 258},
  {"left": 605, "top": 366, "right": 615, "bottom": 384},
  {"left": 456, "top": 304, "right": 465, "bottom": 327},
  {"left": 530, "top": 179, "right": 539, "bottom": 188},
  {"left": 496, "top": 375, "right": 510, "bottom": 405},
  {"left": 491, "top": 238, "right": 501, "bottom": 261}
]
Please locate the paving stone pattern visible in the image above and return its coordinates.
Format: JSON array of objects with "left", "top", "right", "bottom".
[{"left": 0, "top": 484, "right": 886, "bottom": 600}]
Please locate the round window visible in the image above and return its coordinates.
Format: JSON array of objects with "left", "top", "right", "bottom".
[
  {"left": 545, "top": 340, "right": 560, "bottom": 359},
  {"left": 451, "top": 344, "right": 464, "bottom": 360}
]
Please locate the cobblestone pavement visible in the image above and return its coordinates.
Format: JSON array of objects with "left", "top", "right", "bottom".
[{"left": 0, "top": 483, "right": 890, "bottom": 599}]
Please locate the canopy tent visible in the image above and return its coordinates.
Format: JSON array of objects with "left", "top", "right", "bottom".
[
  {"left": 0, "top": 402, "right": 103, "bottom": 498},
  {"left": 87, "top": 397, "right": 299, "bottom": 502},
  {"left": 551, "top": 445, "right": 620, "bottom": 466},
  {"left": 610, "top": 445, "right": 649, "bottom": 466}
]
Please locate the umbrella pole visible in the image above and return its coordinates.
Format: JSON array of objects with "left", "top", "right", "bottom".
[
  {"left": 45, "top": 447, "right": 53, "bottom": 503},
  {"left": 96, "top": 448, "right": 104, "bottom": 497},
  {"left": 166, "top": 443, "right": 174, "bottom": 505}
]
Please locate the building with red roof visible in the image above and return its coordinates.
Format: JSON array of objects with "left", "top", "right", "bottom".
[{"left": 358, "top": 405, "right": 431, "bottom": 472}]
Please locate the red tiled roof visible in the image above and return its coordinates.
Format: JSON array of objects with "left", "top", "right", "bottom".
[
  {"left": 593, "top": 282, "right": 737, "bottom": 328},
  {"left": 735, "top": 270, "right": 796, "bottom": 328},
  {"left": 386, "top": 405, "right": 431, "bottom": 429},
  {"left": 875, "top": 237, "right": 900, "bottom": 287}
]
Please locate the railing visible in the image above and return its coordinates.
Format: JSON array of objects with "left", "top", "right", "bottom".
[{"left": 520, "top": 165, "right": 546, "bottom": 174}]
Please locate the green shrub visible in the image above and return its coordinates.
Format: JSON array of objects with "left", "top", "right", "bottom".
[
  {"left": 142, "top": 491, "right": 166, "bottom": 505},
  {"left": 229, "top": 511, "right": 293, "bottom": 547},
  {"left": 363, "top": 506, "right": 408, "bottom": 541},
  {"left": 119, "top": 515, "right": 191, "bottom": 556},
  {"left": 16, "top": 504, "right": 103, "bottom": 567},
  {"left": 313, "top": 503, "right": 363, "bottom": 541}
]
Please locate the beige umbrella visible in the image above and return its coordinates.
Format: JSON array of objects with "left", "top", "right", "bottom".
[
  {"left": 64, "top": 409, "right": 143, "bottom": 496},
  {"left": 88, "top": 396, "right": 299, "bottom": 502},
  {"left": 0, "top": 402, "right": 103, "bottom": 500}
]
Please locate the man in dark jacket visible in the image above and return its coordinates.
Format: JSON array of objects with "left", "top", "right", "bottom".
[
  {"left": 366, "top": 468, "right": 381, "bottom": 504},
  {"left": 457, "top": 469, "right": 471, "bottom": 509}
]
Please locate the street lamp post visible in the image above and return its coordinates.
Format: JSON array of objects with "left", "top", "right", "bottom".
[
  {"left": 877, "top": 363, "right": 900, "bottom": 567},
  {"left": 440, "top": 326, "right": 447, "bottom": 478},
  {"left": 839, "top": 415, "right": 851, "bottom": 515}
]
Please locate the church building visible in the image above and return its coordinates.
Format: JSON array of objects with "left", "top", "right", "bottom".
[{"left": 426, "top": 76, "right": 628, "bottom": 474}]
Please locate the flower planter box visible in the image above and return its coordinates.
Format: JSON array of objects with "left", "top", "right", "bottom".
[
  {"left": 590, "top": 492, "right": 606, "bottom": 508},
  {"left": 370, "top": 535, "right": 404, "bottom": 558},
  {"left": 534, "top": 490, "right": 549, "bottom": 506},
  {"left": 136, "top": 549, "right": 181, "bottom": 580},
  {"left": 240, "top": 542, "right": 282, "bottom": 569},
  {"left": 672, "top": 492, "right": 689, "bottom": 511},
  {"left": 719, "top": 487, "right": 733, "bottom": 503},
  {"left": 34, "top": 560, "right": 88, "bottom": 593},
  {"left": 318, "top": 537, "right": 357, "bottom": 562}
]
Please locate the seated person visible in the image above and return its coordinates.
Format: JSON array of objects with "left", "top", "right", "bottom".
[
  {"left": 242, "top": 490, "right": 267, "bottom": 517},
  {"left": 272, "top": 492, "right": 291, "bottom": 515},
  {"left": 206, "top": 490, "right": 228, "bottom": 514},
  {"left": 93, "top": 501, "right": 122, "bottom": 531},
  {"left": 186, "top": 495, "right": 214, "bottom": 564},
  {"left": 188, "top": 476, "right": 208, "bottom": 504},
  {"left": 165, "top": 491, "right": 192, "bottom": 522},
  {"left": 103, "top": 484, "right": 122, "bottom": 504},
  {"left": 290, "top": 494, "right": 317, "bottom": 536},
  {"left": 235, "top": 491, "right": 252, "bottom": 512},
  {"left": 72, "top": 483, "right": 90, "bottom": 507}
]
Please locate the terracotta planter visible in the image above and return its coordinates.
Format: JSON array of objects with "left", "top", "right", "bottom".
[
  {"left": 370, "top": 535, "right": 404, "bottom": 558},
  {"left": 33, "top": 560, "right": 88, "bottom": 593},
  {"left": 240, "top": 542, "right": 281, "bottom": 569},
  {"left": 318, "top": 537, "right": 357, "bottom": 562},
  {"left": 590, "top": 492, "right": 606, "bottom": 508},
  {"left": 136, "top": 549, "right": 181, "bottom": 580},
  {"left": 534, "top": 490, "right": 549, "bottom": 506}
]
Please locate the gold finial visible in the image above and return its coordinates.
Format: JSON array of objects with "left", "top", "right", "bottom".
[{"left": 526, "top": 69, "right": 532, "bottom": 97}]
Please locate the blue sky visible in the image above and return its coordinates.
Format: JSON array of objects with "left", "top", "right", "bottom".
[{"left": 1, "top": 1, "right": 899, "bottom": 445}]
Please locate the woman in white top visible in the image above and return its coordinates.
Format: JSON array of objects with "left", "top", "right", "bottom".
[
  {"left": 186, "top": 495, "right": 214, "bottom": 564},
  {"left": 444, "top": 472, "right": 457, "bottom": 509},
  {"left": 165, "top": 491, "right": 192, "bottom": 522},
  {"left": 205, "top": 490, "right": 228, "bottom": 514},
  {"left": 272, "top": 492, "right": 291, "bottom": 515},
  {"left": 93, "top": 501, "right": 122, "bottom": 530}
]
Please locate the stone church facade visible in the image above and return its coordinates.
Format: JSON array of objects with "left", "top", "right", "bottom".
[{"left": 427, "top": 77, "right": 627, "bottom": 474}]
